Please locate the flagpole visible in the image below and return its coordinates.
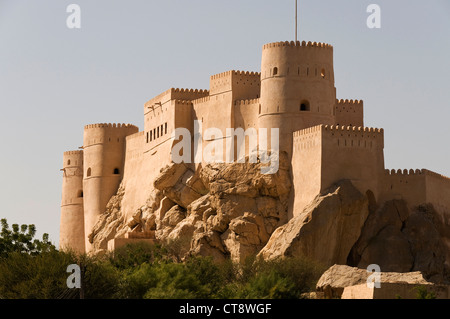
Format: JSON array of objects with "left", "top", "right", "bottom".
[{"left": 295, "top": 0, "right": 298, "bottom": 42}]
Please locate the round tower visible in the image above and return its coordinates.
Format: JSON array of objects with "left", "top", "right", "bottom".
[
  {"left": 60, "top": 150, "right": 85, "bottom": 254},
  {"left": 258, "top": 41, "right": 336, "bottom": 155},
  {"left": 83, "top": 123, "right": 139, "bottom": 252}
]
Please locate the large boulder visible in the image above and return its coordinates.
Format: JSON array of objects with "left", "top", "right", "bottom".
[
  {"left": 258, "top": 180, "right": 369, "bottom": 267},
  {"left": 316, "top": 264, "right": 432, "bottom": 299},
  {"left": 349, "top": 201, "right": 449, "bottom": 282}
]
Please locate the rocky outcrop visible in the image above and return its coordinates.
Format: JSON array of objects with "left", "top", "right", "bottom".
[
  {"left": 88, "top": 185, "right": 128, "bottom": 252},
  {"left": 89, "top": 154, "right": 450, "bottom": 284},
  {"left": 348, "top": 200, "right": 450, "bottom": 282},
  {"left": 316, "top": 264, "right": 434, "bottom": 299},
  {"left": 258, "top": 180, "right": 369, "bottom": 267},
  {"left": 90, "top": 152, "right": 292, "bottom": 263}
]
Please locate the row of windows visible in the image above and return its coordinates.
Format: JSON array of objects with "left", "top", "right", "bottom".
[
  {"left": 147, "top": 122, "right": 168, "bottom": 143},
  {"left": 271, "top": 67, "right": 326, "bottom": 78},
  {"left": 258, "top": 100, "right": 311, "bottom": 114},
  {"left": 85, "top": 167, "right": 120, "bottom": 177}
]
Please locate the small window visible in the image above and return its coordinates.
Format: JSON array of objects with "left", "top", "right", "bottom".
[
  {"left": 165, "top": 123, "right": 168, "bottom": 135},
  {"left": 153, "top": 128, "right": 156, "bottom": 139},
  {"left": 67, "top": 160, "right": 71, "bottom": 166},
  {"left": 157, "top": 127, "right": 160, "bottom": 138},
  {"left": 77, "top": 190, "right": 83, "bottom": 198},
  {"left": 113, "top": 168, "right": 120, "bottom": 175},
  {"left": 150, "top": 130, "right": 153, "bottom": 141},
  {"left": 87, "top": 168, "right": 92, "bottom": 177},
  {"left": 146, "top": 132, "right": 149, "bottom": 143},
  {"left": 300, "top": 100, "right": 310, "bottom": 111},
  {"left": 161, "top": 124, "right": 164, "bottom": 136},
  {"left": 321, "top": 69, "right": 326, "bottom": 79},
  {"left": 273, "top": 67, "right": 278, "bottom": 76}
]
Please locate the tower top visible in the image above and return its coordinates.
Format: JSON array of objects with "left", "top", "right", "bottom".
[{"left": 263, "top": 41, "right": 333, "bottom": 50}]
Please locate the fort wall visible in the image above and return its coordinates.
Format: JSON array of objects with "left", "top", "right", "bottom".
[
  {"left": 291, "top": 125, "right": 385, "bottom": 216},
  {"left": 320, "top": 125, "right": 384, "bottom": 198},
  {"left": 380, "top": 169, "right": 450, "bottom": 223},
  {"left": 209, "top": 70, "right": 260, "bottom": 101},
  {"left": 425, "top": 170, "right": 450, "bottom": 218},
  {"left": 60, "top": 150, "right": 85, "bottom": 253},
  {"left": 259, "top": 41, "right": 337, "bottom": 155},
  {"left": 60, "top": 38, "right": 450, "bottom": 256},
  {"left": 380, "top": 169, "right": 427, "bottom": 209},
  {"left": 291, "top": 126, "right": 323, "bottom": 217},
  {"left": 334, "top": 99, "right": 364, "bottom": 127},
  {"left": 82, "top": 123, "right": 139, "bottom": 252},
  {"left": 144, "top": 88, "right": 208, "bottom": 114}
]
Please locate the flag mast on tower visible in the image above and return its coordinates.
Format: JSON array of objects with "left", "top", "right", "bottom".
[{"left": 295, "top": 0, "right": 298, "bottom": 42}]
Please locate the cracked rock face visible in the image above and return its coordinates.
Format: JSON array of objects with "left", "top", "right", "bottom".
[
  {"left": 348, "top": 201, "right": 449, "bottom": 282},
  {"left": 90, "top": 152, "right": 292, "bottom": 263},
  {"left": 258, "top": 180, "right": 370, "bottom": 267}
]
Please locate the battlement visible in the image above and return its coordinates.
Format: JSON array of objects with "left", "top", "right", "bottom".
[
  {"left": 322, "top": 125, "right": 383, "bottom": 134},
  {"left": 210, "top": 70, "right": 261, "bottom": 99},
  {"left": 84, "top": 123, "right": 138, "bottom": 130},
  {"left": 422, "top": 169, "right": 450, "bottom": 182},
  {"left": 294, "top": 125, "right": 383, "bottom": 137},
  {"left": 336, "top": 99, "right": 363, "bottom": 106},
  {"left": 173, "top": 100, "right": 194, "bottom": 106},
  {"left": 145, "top": 88, "right": 209, "bottom": 111},
  {"left": 263, "top": 41, "right": 333, "bottom": 50},
  {"left": 234, "top": 98, "right": 260, "bottom": 106},
  {"left": 385, "top": 168, "right": 450, "bottom": 181},
  {"left": 385, "top": 169, "right": 426, "bottom": 176},
  {"left": 191, "top": 95, "right": 211, "bottom": 104},
  {"left": 172, "top": 88, "right": 208, "bottom": 94},
  {"left": 63, "top": 150, "right": 83, "bottom": 156},
  {"left": 210, "top": 70, "right": 260, "bottom": 81}
]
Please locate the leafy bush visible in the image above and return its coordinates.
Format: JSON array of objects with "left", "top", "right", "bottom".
[
  {"left": 0, "top": 250, "right": 76, "bottom": 298},
  {"left": 0, "top": 220, "right": 327, "bottom": 299}
]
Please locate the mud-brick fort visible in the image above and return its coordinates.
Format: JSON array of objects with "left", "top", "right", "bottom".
[{"left": 60, "top": 40, "right": 450, "bottom": 255}]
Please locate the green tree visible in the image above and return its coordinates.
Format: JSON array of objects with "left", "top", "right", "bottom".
[{"left": 0, "top": 218, "right": 55, "bottom": 258}]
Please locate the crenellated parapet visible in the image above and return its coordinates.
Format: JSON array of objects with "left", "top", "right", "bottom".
[
  {"left": 144, "top": 88, "right": 209, "bottom": 112},
  {"left": 263, "top": 41, "right": 333, "bottom": 50},
  {"left": 191, "top": 95, "right": 211, "bottom": 105},
  {"left": 334, "top": 99, "right": 364, "bottom": 127},
  {"left": 293, "top": 124, "right": 383, "bottom": 135},
  {"left": 385, "top": 168, "right": 426, "bottom": 176},
  {"left": 63, "top": 150, "right": 83, "bottom": 156},
  {"left": 210, "top": 70, "right": 260, "bottom": 80},
  {"left": 210, "top": 70, "right": 261, "bottom": 99},
  {"left": 234, "top": 98, "right": 260, "bottom": 106},
  {"left": 385, "top": 168, "right": 450, "bottom": 182},
  {"left": 84, "top": 123, "right": 138, "bottom": 130},
  {"left": 322, "top": 124, "right": 383, "bottom": 134},
  {"left": 293, "top": 124, "right": 384, "bottom": 151}
]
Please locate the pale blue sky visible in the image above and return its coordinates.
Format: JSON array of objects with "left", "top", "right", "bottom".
[{"left": 0, "top": 0, "right": 449, "bottom": 246}]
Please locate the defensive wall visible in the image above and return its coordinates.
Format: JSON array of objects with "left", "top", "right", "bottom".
[
  {"left": 60, "top": 150, "right": 85, "bottom": 253},
  {"left": 334, "top": 99, "right": 364, "bottom": 127},
  {"left": 292, "top": 125, "right": 385, "bottom": 217}
]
